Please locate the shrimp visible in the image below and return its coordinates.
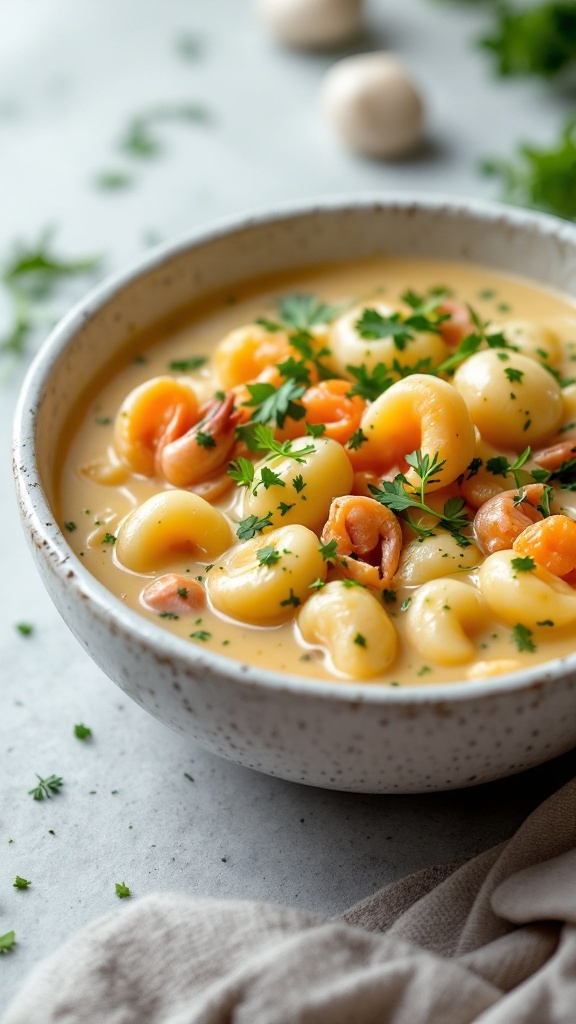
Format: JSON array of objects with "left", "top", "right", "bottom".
[
  {"left": 513, "top": 515, "right": 576, "bottom": 578},
  {"left": 114, "top": 377, "right": 199, "bottom": 477},
  {"left": 532, "top": 435, "right": 576, "bottom": 471},
  {"left": 158, "top": 394, "right": 240, "bottom": 488},
  {"left": 321, "top": 495, "right": 402, "bottom": 590},
  {"left": 302, "top": 379, "right": 366, "bottom": 445},
  {"left": 437, "top": 300, "right": 475, "bottom": 348},
  {"left": 473, "top": 483, "right": 546, "bottom": 556},
  {"left": 142, "top": 574, "right": 205, "bottom": 615}
]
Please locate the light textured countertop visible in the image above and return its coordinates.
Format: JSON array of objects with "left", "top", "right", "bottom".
[{"left": 1, "top": 0, "right": 575, "bottom": 1011}]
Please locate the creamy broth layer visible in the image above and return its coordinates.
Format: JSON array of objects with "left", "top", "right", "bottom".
[{"left": 57, "top": 257, "right": 576, "bottom": 685}]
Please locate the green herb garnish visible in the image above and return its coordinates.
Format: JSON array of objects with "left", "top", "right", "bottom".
[{"left": 28, "top": 774, "right": 64, "bottom": 801}]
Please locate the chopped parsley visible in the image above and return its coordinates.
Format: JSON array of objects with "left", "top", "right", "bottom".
[
  {"left": 64, "top": 521, "right": 77, "bottom": 532},
  {"left": 382, "top": 589, "right": 397, "bottom": 604},
  {"left": 28, "top": 774, "right": 64, "bottom": 800},
  {"left": 318, "top": 539, "right": 338, "bottom": 561},
  {"left": 102, "top": 533, "right": 116, "bottom": 545},
  {"left": 13, "top": 876, "right": 31, "bottom": 890},
  {"left": 511, "top": 555, "right": 537, "bottom": 573},
  {"left": 159, "top": 611, "right": 179, "bottom": 620},
  {"left": 512, "top": 623, "right": 537, "bottom": 652},
  {"left": 354, "top": 633, "right": 367, "bottom": 647},
  {"left": 277, "top": 501, "right": 295, "bottom": 517},
  {"left": 292, "top": 474, "right": 306, "bottom": 493},
  {"left": 347, "top": 428, "right": 368, "bottom": 451},
  {"left": 74, "top": 723, "right": 92, "bottom": 740},
  {"left": 280, "top": 588, "right": 301, "bottom": 608},
  {"left": 504, "top": 367, "right": 524, "bottom": 383},
  {"left": 482, "top": 117, "right": 576, "bottom": 220},
  {"left": 16, "top": 622, "right": 33, "bottom": 636},
  {"left": 168, "top": 356, "right": 207, "bottom": 372},
  {"left": 177, "top": 587, "right": 188, "bottom": 598},
  {"left": 481, "top": 2, "right": 576, "bottom": 80},
  {"left": 237, "top": 512, "right": 273, "bottom": 541},
  {"left": 115, "top": 882, "right": 131, "bottom": 899},
  {"left": 189, "top": 630, "right": 211, "bottom": 641},
  {"left": 256, "top": 545, "right": 281, "bottom": 567},
  {"left": 195, "top": 430, "right": 216, "bottom": 449},
  {"left": 0, "top": 931, "right": 16, "bottom": 953},
  {"left": 400, "top": 597, "right": 412, "bottom": 612},
  {"left": 0, "top": 232, "right": 101, "bottom": 358}
]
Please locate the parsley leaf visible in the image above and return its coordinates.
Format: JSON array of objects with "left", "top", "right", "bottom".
[
  {"left": 1, "top": 231, "right": 101, "bottom": 358},
  {"left": 228, "top": 456, "right": 255, "bottom": 489},
  {"left": 28, "top": 774, "right": 64, "bottom": 801},
  {"left": 481, "top": 3, "right": 576, "bottom": 79},
  {"left": 347, "top": 428, "right": 368, "bottom": 450},
  {"left": 319, "top": 539, "right": 338, "bottom": 561},
  {"left": 16, "top": 622, "right": 33, "bottom": 636},
  {"left": 244, "top": 378, "right": 306, "bottom": 428},
  {"left": 256, "top": 545, "right": 281, "bottom": 567},
  {"left": 512, "top": 623, "right": 537, "bottom": 652},
  {"left": 13, "top": 876, "right": 31, "bottom": 890},
  {"left": 115, "top": 882, "right": 131, "bottom": 899},
  {"left": 0, "top": 931, "right": 16, "bottom": 953},
  {"left": 482, "top": 117, "right": 576, "bottom": 220},
  {"left": 237, "top": 512, "right": 273, "bottom": 540},
  {"left": 511, "top": 555, "right": 536, "bottom": 573},
  {"left": 74, "top": 723, "right": 92, "bottom": 740},
  {"left": 255, "top": 466, "right": 286, "bottom": 492},
  {"left": 346, "top": 362, "right": 394, "bottom": 401},
  {"left": 280, "top": 588, "right": 301, "bottom": 608},
  {"left": 278, "top": 294, "right": 341, "bottom": 332},
  {"left": 168, "top": 356, "right": 207, "bottom": 372}
]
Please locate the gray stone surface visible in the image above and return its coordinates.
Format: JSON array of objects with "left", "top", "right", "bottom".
[{"left": 1, "top": 0, "right": 575, "bottom": 1011}]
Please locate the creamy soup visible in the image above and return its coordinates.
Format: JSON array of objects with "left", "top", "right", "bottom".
[{"left": 57, "top": 257, "right": 576, "bottom": 685}]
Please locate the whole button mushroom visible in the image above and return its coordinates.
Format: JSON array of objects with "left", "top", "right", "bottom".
[
  {"left": 255, "top": 0, "right": 363, "bottom": 50},
  {"left": 322, "top": 53, "right": 424, "bottom": 159}
]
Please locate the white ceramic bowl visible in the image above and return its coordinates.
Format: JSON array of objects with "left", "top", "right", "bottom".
[{"left": 14, "top": 195, "right": 576, "bottom": 793}]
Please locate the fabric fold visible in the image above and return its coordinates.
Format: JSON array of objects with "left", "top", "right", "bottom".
[{"left": 3, "top": 778, "right": 576, "bottom": 1024}]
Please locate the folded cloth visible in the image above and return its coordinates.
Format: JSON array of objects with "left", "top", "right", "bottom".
[{"left": 3, "top": 778, "right": 576, "bottom": 1024}]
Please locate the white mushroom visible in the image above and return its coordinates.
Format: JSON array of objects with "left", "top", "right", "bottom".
[
  {"left": 255, "top": 0, "right": 363, "bottom": 50},
  {"left": 321, "top": 53, "right": 424, "bottom": 159}
]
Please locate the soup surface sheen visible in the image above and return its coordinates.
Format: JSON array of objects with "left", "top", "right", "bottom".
[{"left": 57, "top": 257, "right": 576, "bottom": 686}]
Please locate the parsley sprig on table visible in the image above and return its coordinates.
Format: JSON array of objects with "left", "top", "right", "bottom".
[
  {"left": 0, "top": 931, "right": 16, "bottom": 953},
  {"left": 1, "top": 232, "right": 101, "bottom": 358},
  {"left": 369, "top": 449, "right": 471, "bottom": 544},
  {"left": 28, "top": 774, "right": 64, "bottom": 801},
  {"left": 482, "top": 118, "right": 576, "bottom": 221},
  {"left": 481, "top": 2, "right": 576, "bottom": 80}
]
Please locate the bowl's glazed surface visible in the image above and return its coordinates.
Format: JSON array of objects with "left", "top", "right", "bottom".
[{"left": 14, "top": 195, "right": 576, "bottom": 792}]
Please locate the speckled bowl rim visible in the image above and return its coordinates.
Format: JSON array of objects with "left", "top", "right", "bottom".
[{"left": 14, "top": 192, "right": 576, "bottom": 706}]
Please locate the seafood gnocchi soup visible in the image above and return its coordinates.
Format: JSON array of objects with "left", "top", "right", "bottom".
[{"left": 57, "top": 257, "right": 576, "bottom": 685}]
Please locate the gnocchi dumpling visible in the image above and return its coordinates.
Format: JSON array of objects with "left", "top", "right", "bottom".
[
  {"left": 115, "top": 491, "right": 233, "bottom": 573},
  {"left": 207, "top": 524, "right": 326, "bottom": 625},
  {"left": 241, "top": 436, "right": 354, "bottom": 532},
  {"left": 298, "top": 580, "right": 397, "bottom": 678},
  {"left": 405, "top": 579, "right": 485, "bottom": 666},
  {"left": 478, "top": 550, "right": 576, "bottom": 630},
  {"left": 328, "top": 302, "right": 449, "bottom": 379},
  {"left": 453, "top": 350, "right": 563, "bottom": 449},
  {"left": 352, "top": 374, "right": 476, "bottom": 490}
]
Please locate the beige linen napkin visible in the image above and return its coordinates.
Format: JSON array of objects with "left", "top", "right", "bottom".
[{"left": 4, "top": 778, "right": 576, "bottom": 1024}]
